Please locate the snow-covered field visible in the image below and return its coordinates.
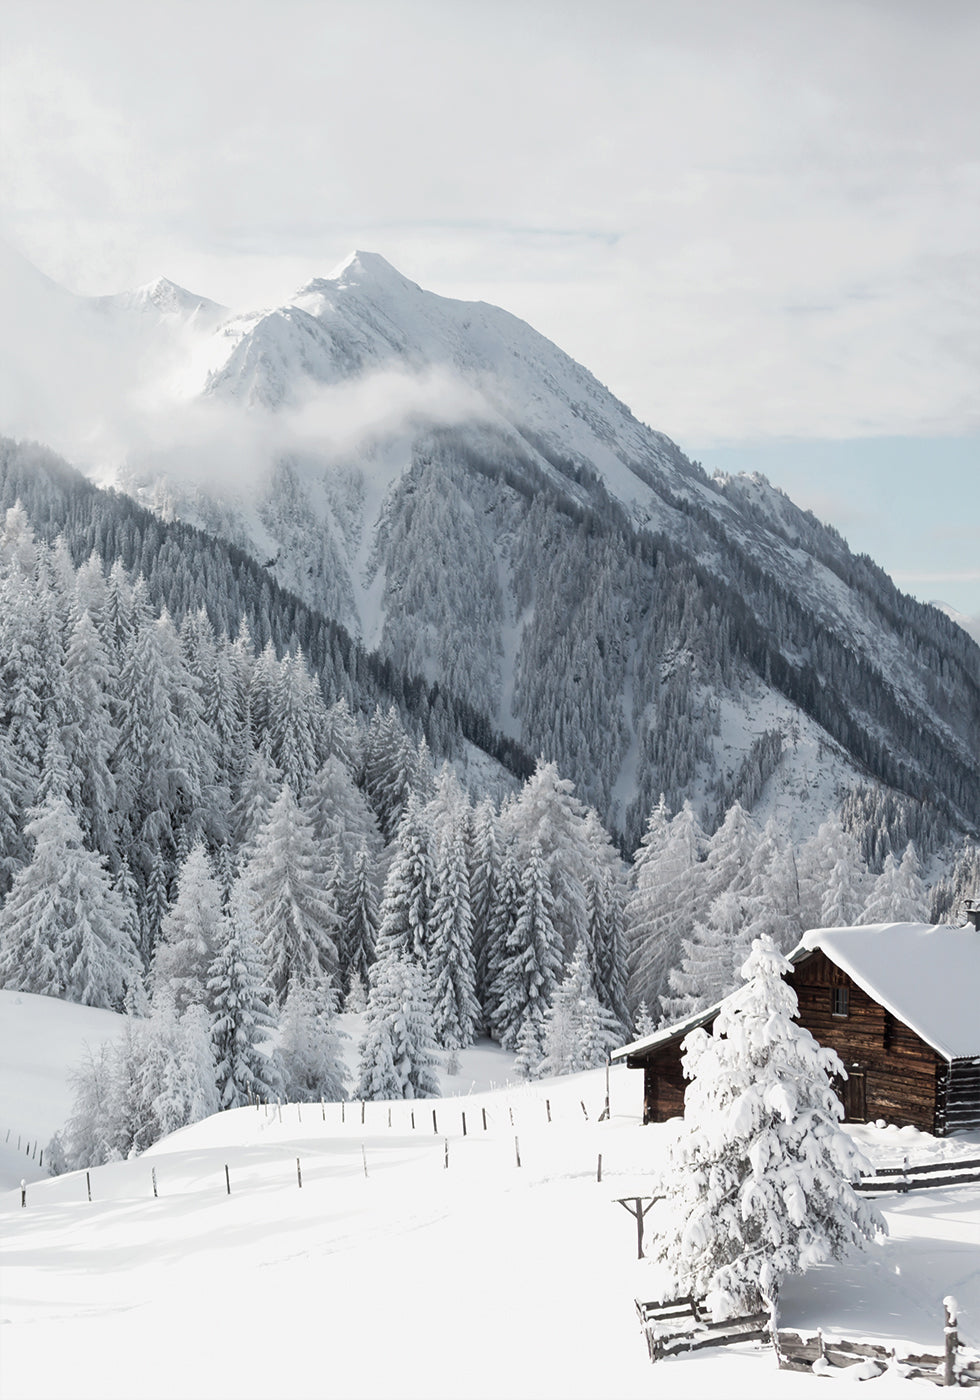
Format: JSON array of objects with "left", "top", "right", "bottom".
[{"left": 1, "top": 996, "right": 978, "bottom": 1399}]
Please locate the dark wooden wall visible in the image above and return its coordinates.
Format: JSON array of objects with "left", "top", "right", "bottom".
[
  {"left": 626, "top": 948, "right": 965, "bottom": 1134},
  {"left": 787, "top": 950, "right": 942, "bottom": 1134}
]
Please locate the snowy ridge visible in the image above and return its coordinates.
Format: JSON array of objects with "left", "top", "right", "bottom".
[{"left": 3, "top": 248, "right": 978, "bottom": 845}]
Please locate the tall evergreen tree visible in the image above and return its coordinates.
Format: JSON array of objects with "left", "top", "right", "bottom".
[
  {"left": 243, "top": 786, "right": 339, "bottom": 1002},
  {"left": 207, "top": 885, "right": 281, "bottom": 1108},
  {"left": 153, "top": 840, "right": 228, "bottom": 1015},
  {"left": 492, "top": 841, "right": 563, "bottom": 1051},
  {"left": 427, "top": 826, "right": 480, "bottom": 1050},
  {"left": 653, "top": 938, "right": 884, "bottom": 1321},
  {"left": 0, "top": 792, "right": 139, "bottom": 1009},
  {"left": 356, "top": 954, "right": 439, "bottom": 1100}
]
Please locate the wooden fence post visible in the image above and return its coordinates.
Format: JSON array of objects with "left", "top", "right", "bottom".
[
  {"left": 20, "top": 1179, "right": 26, "bottom": 1208},
  {"left": 944, "top": 1296, "right": 958, "bottom": 1387},
  {"left": 444, "top": 1139, "right": 449, "bottom": 1170},
  {"left": 361, "top": 1144, "right": 368, "bottom": 1178},
  {"left": 514, "top": 1135, "right": 521, "bottom": 1168},
  {"left": 296, "top": 1157, "right": 303, "bottom": 1189},
  {"left": 546, "top": 1099, "right": 551, "bottom": 1123},
  {"left": 461, "top": 1111, "right": 467, "bottom": 1136},
  {"left": 86, "top": 1171, "right": 92, "bottom": 1202},
  {"left": 225, "top": 1164, "right": 231, "bottom": 1195},
  {"left": 482, "top": 1107, "right": 487, "bottom": 1131},
  {"left": 432, "top": 1109, "right": 439, "bottom": 1135},
  {"left": 597, "top": 1153, "right": 602, "bottom": 1183},
  {"left": 152, "top": 1167, "right": 158, "bottom": 1199}
]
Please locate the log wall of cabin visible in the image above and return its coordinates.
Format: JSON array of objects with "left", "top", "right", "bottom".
[
  {"left": 787, "top": 950, "right": 943, "bottom": 1134},
  {"left": 627, "top": 1041, "right": 687, "bottom": 1124}
]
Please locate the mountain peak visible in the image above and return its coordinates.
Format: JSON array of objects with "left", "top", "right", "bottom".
[{"left": 326, "top": 250, "right": 422, "bottom": 294}]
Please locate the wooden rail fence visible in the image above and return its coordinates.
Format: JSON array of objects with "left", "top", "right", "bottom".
[
  {"left": 854, "top": 1155, "right": 980, "bottom": 1194},
  {"left": 636, "top": 1295, "right": 980, "bottom": 1385}
]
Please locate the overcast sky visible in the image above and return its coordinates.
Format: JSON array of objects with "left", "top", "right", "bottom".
[{"left": 1, "top": 0, "right": 977, "bottom": 619}]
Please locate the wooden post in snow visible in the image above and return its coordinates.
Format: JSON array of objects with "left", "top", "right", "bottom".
[
  {"left": 225, "top": 1164, "right": 231, "bottom": 1195},
  {"left": 152, "top": 1167, "right": 158, "bottom": 1199},
  {"left": 432, "top": 1109, "right": 439, "bottom": 1135},
  {"left": 944, "top": 1296, "right": 958, "bottom": 1387},
  {"left": 514, "top": 1135, "right": 521, "bottom": 1168},
  {"left": 614, "top": 1196, "right": 659, "bottom": 1259},
  {"left": 86, "top": 1171, "right": 92, "bottom": 1203},
  {"left": 444, "top": 1139, "right": 449, "bottom": 1170},
  {"left": 597, "top": 1153, "right": 602, "bottom": 1183},
  {"left": 361, "top": 1144, "right": 368, "bottom": 1178},
  {"left": 20, "top": 1179, "right": 26, "bottom": 1208},
  {"left": 296, "top": 1157, "right": 303, "bottom": 1189}
]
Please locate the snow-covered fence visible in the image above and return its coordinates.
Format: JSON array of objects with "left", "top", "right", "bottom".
[
  {"left": 776, "top": 1318, "right": 980, "bottom": 1386},
  {"left": 854, "top": 1155, "right": 980, "bottom": 1194},
  {"left": 635, "top": 1295, "right": 769, "bottom": 1360}
]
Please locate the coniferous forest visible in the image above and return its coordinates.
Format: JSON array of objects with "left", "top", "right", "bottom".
[{"left": 1, "top": 437, "right": 978, "bottom": 1170}]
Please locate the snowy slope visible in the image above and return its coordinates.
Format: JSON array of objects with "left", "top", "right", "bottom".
[
  {"left": 1, "top": 1062, "right": 977, "bottom": 1400},
  {"left": 0, "top": 990, "right": 129, "bottom": 1189}
]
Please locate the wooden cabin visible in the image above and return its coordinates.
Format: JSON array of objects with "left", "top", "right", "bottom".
[{"left": 614, "top": 923, "right": 980, "bottom": 1137}]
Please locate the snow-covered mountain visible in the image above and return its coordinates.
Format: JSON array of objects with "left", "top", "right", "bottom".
[{"left": 4, "top": 249, "right": 978, "bottom": 845}]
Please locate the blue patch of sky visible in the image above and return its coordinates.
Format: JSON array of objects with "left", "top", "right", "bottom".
[{"left": 688, "top": 436, "right": 980, "bottom": 619}]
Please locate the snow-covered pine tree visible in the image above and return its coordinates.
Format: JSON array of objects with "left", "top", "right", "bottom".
[
  {"left": 231, "top": 747, "right": 284, "bottom": 856},
  {"left": 279, "top": 976, "right": 349, "bottom": 1104},
  {"left": 243, "top": 785, "right": 340, "bottom": 1002},
  {"left": 356, "top": 954, "right": 440, "bottom": 1100},
  {"left": 482, "top": 845, "right": 522, "bottom": 1041},
  {"left": 653, "top": 937, "right": 885, "bottom": 1321},
  {"left": 491, "top": 840, "right": 563, "bottom": 1051},
  {"left": 513, "top": 1010, "right": 544, "bottom": 1081},
  {"left": 302, "top": 753, "right": 381, "bottom": 878},
  {"left": 664, "top": 888, "right": 747, "bottom": 1021},
  {"left": 633, "top": 1000, "right": 655, "bottom": 1039},
  {"left": 427, "top": 825, "right": 480, "bottom": 1050},
  {"left": 153, "top": 840, "right": 228, "bottom": 1015},
  {"left": 859, "top": 842, "right": 929, "bottom": 924},
  {"left": 627, "top": 799, "right": 708, "bottom": 1017},
  {"left": 468, "top": 796, "right": 499, "bottom": 1006},
  {"left": 374, "top": 795, "right": 433, "bottom": 966},
  {"left": 0, "top": 791, "right": 139, "bottom": 1009},
  {"left": 500, "top": 758, "right": 592, "bottom": 957},
  {"left": 207, "top": 885, "right": 281, "bottom": 1108},
  {"left": 539, "top": 941, "right": 618, "bottom": 1075},
  {"left": 338, "top": 847, "right": 379, "bottom": 994}
]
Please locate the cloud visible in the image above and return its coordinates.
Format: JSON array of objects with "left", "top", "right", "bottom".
[{"left": 2, "top": 0, "right": 978, "bottom": 444}]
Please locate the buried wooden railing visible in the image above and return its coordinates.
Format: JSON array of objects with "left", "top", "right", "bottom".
[
  {"left": 853, "top": 1155, "right": 980, "bottom": 1194},
  {"left": 635, "top": 1294, "right": 980, "bottom": 1385}
]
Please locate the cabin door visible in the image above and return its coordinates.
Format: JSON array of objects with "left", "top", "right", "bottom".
[{"left": 844, "top": 1070, "right": 867, "bottom": 1123}]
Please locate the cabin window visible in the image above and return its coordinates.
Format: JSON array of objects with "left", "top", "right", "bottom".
[{"left": 831, "top": 986, "right": 849, "bottom": 1017}]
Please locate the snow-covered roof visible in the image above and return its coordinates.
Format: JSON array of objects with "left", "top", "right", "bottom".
[
  {"left": 791, "top": 922, "right": 980, "bottom": 1061},
  {"left": 610, "top": 1002, "right": 720, "bottom": 1061}
]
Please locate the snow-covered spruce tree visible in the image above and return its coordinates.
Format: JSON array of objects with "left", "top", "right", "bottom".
[
  {"left": 207, "top": 885, "right": 281, "bottom": 1108},
  {"left": 243, "top": 785, "right": 340, "bottom": 1002},
  {"left": 513, "top": 1009, "right": 544, "bottom": 1081},
  {"left": 356, "top": 954, "right": 439, "bottom": 1100},
  {"left": 653, "top": 937, "right": 885, "bottom": 1322},
  {"left": 337, "top": 847, "right": 379, "bottom": 994},
  {"left": 153, "top": 840, "right": 228, "bottom": 1014},
  {"left": 859, "top": 843, "right": 928, "bottom": 925},
  {"left": 482, "top": 844, "right": 522, "bottom": 1041},
  {"left": 279, "top": 976, "right": 349, "bottom": 1104},
  {"left": 0, "top": 792, "right": 139, "bottom": 1008},
  {"left": 491, "top": 841, "right": 564, "bottom": 1051},
  {"left": 627, "top": 799, "right": 708, "bottom": 1018},
  {"left": 539, "top": 941, "right": 618, "bottom": 1076},
  {"left": 374, "top": 795, "right": 433, "bottom": 966},
  {"left": 663, "top": 888, "right": 747, "bottom": 1021},
  {"left": 427, "top": 826, "right": 480, "bottom": 1050}
]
